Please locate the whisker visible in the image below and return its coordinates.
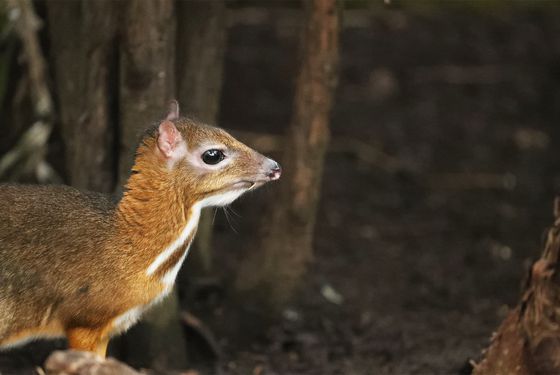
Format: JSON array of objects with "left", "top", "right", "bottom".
[
  {"left": 222, "top": 206, "right": 239, "bottom": 234},
  {"left": 211, "top": 207, "right": 218, "bottom": 225},
  {"left": 228, "top": 206, "right": 242, "bottom": 218}
]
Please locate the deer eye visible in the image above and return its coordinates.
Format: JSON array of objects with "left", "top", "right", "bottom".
[{"left": 202, "top": 149, "right": 225, "bottom": 165}]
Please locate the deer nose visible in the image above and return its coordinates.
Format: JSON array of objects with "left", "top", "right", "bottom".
[{"left": 267, "top": 160, "right": 282, "bottom": 180}]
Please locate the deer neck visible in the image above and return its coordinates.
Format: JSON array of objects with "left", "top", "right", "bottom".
[{"left": 114, "top": 160, "right": 201, "bottom": 282}]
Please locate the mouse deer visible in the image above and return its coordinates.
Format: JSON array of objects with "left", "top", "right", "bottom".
[{"left": 0, "top": 101, "right": 281, "bottom": 356}]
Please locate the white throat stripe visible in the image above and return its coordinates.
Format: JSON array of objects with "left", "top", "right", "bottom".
[{"left": 146, "top": 203, "right": 202, "bottom": 276}]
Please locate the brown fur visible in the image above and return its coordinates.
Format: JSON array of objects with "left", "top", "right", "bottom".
[{"left": 0, "top": 117, "right": 277, "bottom": 356}]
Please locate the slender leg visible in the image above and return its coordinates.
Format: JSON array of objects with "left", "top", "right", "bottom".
[
  {"left": 95, "top": 336, "right": 110, "bottom": 357},
  {"left": 66, "top": 326, "right": 110, "bottom": 358}
]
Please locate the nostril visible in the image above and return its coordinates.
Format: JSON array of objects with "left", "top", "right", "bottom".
[{"left": 267, "top": 162, "right": 282, "bottom": 180}]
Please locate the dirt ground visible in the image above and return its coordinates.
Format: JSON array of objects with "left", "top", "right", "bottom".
[{"left": 3, "top": 4, "right": 560, "bottom": 375}]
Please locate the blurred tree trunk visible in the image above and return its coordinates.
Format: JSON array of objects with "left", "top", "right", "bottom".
[
  {"left": 117, "top": 0, "right": 187, "bottom": 371},
  {"left": 235, "top": 0, "right": 340, "bottom": 310},
  {"left": 117, "top": 0, "right": 175, "bottom": 184},
  {"left": 473, "top": 199, "right": 560, "bottom": 375},
  {"left": 177, "top": 0, "right": 226, "bottom": 123},
  {"left": 176, "top": 0, "right": 227, "bottom": 278},
  {"left": 46, "top": 0, "right": 118, "bottom": 193}
]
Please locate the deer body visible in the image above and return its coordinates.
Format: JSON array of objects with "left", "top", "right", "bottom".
[{"left": 0, "top": 105, "right": 281, "bottom": 356}]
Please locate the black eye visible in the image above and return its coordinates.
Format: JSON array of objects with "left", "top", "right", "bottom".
[{"left": 202, "top": 149, "right": 225, "bottom": 165}]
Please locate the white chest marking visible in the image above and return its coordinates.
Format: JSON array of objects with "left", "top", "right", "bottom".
[
  {"left": 113, "top": 306, "right": 144, "bottom": 332},
  {"left": 146, "top": 204, "right": 202, "bottom": 276},
  {"left": 112, "top": 283, "right": 180, "bottom": 333}
]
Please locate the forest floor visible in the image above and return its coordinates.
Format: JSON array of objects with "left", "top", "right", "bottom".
[{"left": 3, "top": 5, "right": 560, "bottom": 375}]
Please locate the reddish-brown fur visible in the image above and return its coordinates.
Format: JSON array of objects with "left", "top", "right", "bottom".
[{"left": 0, "top": 114, "right": 279, "bottom": 356}]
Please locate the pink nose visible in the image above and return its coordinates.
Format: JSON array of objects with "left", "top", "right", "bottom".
[{"left": 267, "top": 162, "right": 282, "bottom": 180}]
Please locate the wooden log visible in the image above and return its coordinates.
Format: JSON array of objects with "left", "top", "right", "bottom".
[
  {"left": 44, "top": 350, "right": 140, "bottom": 375},
  {"left": 473, "top": 199, "right": 560, "bottom": 375}
]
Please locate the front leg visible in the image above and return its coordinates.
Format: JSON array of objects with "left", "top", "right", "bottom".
[{"left": 65, "top": 326, "right": 111, "bottom": 357}]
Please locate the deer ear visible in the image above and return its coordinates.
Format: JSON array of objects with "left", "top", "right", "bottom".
[
  {"left": 157, "top": 120, "right": 185, "bottom": 160},
  {"left": 166, "top": 100, "right": 180, "bottom": 121}
]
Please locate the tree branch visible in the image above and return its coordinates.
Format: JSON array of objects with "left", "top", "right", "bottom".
[{"left": 1, "top": 0, "right": 59, "bottom": 183}]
